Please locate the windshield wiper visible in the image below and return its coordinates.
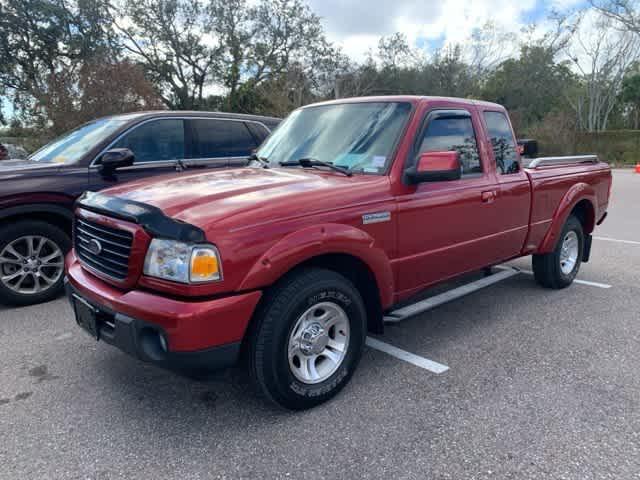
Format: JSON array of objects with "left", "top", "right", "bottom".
[
  {"left": 279, "top": 158, "right": 352, "bottom": 177},
  {"left": 248, "top": 152, "right": 270, "bottom": 168}
]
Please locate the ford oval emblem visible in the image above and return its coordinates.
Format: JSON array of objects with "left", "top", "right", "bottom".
[{"left": 87, "top": 239, "right": 103, "bottom": 255}]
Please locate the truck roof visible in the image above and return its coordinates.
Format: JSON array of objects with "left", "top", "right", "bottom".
[{"left": 303, "top": 95, "right": 505, "bottom": 110}]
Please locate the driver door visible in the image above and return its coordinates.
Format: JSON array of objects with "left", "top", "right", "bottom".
[{"left": 394, "top": 107, "right": 502, "bottom": 297}]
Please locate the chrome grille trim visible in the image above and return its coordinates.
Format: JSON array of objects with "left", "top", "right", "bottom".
[{"left": 74, "top": 217, "right": 133, "bottom": 280}]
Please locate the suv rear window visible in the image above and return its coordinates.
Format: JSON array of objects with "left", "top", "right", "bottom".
[{"left": 187, "top": 119, "right": 258, "bottom": 159}]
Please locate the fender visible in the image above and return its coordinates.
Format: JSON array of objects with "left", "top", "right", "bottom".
[
  {"left": 537, "top": 183, "right": 597, "bottom": 254},
  {"left": 0, "top": 194, "right": 75, "bottom": 222},
  {"left": 238, "top": 223, "right": 395, "bottom": 309}
]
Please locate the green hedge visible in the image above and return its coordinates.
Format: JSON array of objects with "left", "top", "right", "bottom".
[{"left": 575, "top": 130, "right": 640, "bottom": 165}]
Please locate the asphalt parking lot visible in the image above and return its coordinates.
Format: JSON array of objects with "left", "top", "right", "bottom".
[{"left": 1, "top": 169, "right": 639, "bottom": 479}]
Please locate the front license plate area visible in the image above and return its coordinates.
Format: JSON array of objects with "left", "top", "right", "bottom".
[{"left": 73, "top": 294, "right": 100, "bottom": 340}]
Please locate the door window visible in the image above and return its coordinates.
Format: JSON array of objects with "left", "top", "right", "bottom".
[
  {"left": 112, "top": 119, "right": 184, "bottom": 163},
  {"left": 483, "top": 111, "right": 519, "bottom": 174},
  {"left": 187, "top": 119, "right": 258, "bottom": 159},
  {"left": 419, "top": 115, "right": 481, "bottom": 175}
]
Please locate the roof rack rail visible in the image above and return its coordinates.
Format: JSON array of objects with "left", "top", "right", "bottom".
[{"left": 527, "top": 155, "right": 598, "bottom": 169}]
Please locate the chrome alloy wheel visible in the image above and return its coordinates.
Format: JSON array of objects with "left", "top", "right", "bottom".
[
  {"left": 559, "top": 230, "right": 579, "bottom": 275},
  {"left": 287, "top": 301, "right": 350, "bottom": 384},
  {"left": 0, "top": 236, "right": 64, "bottom": 294}
]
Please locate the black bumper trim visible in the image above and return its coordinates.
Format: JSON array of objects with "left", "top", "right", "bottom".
[{"left": 65, "top": 279, "right": 240, "bottom": 372}]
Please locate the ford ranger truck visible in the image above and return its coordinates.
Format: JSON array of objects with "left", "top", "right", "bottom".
[{"left": 65, "top": 97, "right": 612, "bottom": 410}]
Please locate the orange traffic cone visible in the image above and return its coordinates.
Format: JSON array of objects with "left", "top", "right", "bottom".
[{"left": 636, "top": 163, "right": 640, "bottom": 174}]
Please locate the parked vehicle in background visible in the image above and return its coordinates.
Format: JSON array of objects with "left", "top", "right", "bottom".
[
  {"left": 65, "top": 96, "right": 612, "bottom": 409},
  {"left": 0, "top": 143, "right": 29, "bottom": 160},
  {"left": 0, "top": 111, "right": 280, "bottom": 306}
]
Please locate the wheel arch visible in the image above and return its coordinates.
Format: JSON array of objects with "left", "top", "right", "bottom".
[
  {"left": 537, "top": 184, "right": 597, "bottom": 254},
  {"left": 238, "top": 223, "right": 394, "bottom": 335},
  {"left": 0, "top": 203, "right": 74, "bottom": 237}
]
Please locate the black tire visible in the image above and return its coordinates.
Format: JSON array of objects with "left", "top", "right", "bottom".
[
  {"left": 0, "top": 220, "right": 71, "bottom": 306},
  {"left": 532, "top": 215, "right": 584, "bottom": 289},
  {"left": 247, "top": 268, "right": 367, "bottom": 410}
]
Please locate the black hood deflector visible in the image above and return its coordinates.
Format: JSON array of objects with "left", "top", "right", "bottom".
[{"left": 76, "top": 191, "right": 206, "bottom": 243}]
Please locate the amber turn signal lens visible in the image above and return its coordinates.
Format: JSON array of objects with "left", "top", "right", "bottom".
[{"left": 190, "top": 247, "right": 222, "bottom": 282}]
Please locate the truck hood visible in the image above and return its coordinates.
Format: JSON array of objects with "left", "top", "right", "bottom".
[{"left": 103, "top": 167, "right": 389, "bottom": 231}]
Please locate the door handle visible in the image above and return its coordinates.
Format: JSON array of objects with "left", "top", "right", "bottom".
[{"left": 481, "top": 190, "right": 497, "bottom": 203}]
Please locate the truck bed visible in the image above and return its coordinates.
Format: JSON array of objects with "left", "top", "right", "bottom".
[{"left": 524, "top": 159, "right": 612, "bottom": 253}]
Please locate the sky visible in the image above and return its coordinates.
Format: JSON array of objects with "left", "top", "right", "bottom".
[{"left": 307, "top": 0, "right": 587, "bottom": 61}]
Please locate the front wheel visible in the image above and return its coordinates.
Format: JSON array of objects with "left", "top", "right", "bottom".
[
  {"left": 0, "top": 220, "right": 70, "bottom": 306},
  {"left": 532, "top": 215, "right": 584, "bottom": 289},
  {"left": 247, "top": 268, "right": 366, "bottom": 410}
]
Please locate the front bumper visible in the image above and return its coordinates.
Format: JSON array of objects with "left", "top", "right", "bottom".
[{"left": 65, "top": 252, "right": 262, "bottom": 371}]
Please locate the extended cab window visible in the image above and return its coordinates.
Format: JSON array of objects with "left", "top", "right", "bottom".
[
  {"left": 112, "top": 119, "right": 184, "bottom": 163},
  {"left": 187, "top": 119, "right": 258, "bottom": 159},
  {"left": 484, "top": 111, "right": 519, "bottom": 174},
  {"left": 419, "top": 115, "right": 481, "bottom": 175}
]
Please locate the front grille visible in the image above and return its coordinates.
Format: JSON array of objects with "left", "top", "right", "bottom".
[{"left": 74, "top": 217, "right": 133, "bottom": 280}]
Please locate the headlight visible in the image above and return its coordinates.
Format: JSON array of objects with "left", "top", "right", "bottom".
[{"left": 143, "top": 239, "right": 222, "bottom": 284}]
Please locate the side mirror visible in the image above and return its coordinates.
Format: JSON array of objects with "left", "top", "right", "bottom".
[
  {"left": 99, "top": 148, "right": 134, "bottom": 175},
  {"left": 406, "top": 151, "right": 461, "bottom": 184},
  {"left": 517, "top": 139, "right": 538, "bottom": 158}
]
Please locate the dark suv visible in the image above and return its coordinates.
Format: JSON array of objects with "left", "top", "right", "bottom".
[{"left": 0, "top": 111, "right": 279, "bottom": 306}]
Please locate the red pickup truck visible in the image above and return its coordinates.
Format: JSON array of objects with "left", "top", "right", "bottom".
[{"left": 65, "top": 96, "right": 612, "bottom": 410}]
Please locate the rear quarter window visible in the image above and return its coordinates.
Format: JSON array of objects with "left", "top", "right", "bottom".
[
  {"left": 483, "top": 111, "right": 519, "bottom": 174},
  {"left": 187, "top": 119, "right": 258, "bottom": 159}
]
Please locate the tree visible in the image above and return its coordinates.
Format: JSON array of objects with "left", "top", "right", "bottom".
[
  {"left": 564, "top": 13, "right": 640, "bottom": 131},
  {"left": 0, "top": 0, "right": 116, "bottom": 131},
  {"left": 466, "top": 22, "right": 516, "bottom": 77},
  {"left": 114, "top": 0, "right": 222, "bottom": 109},
  {"left": 620, "top": 68, "right": 640, "bottom": 128},
  {"left": 591, "top": 0, "right": 640, "bottom": 35},
  {"left": 429, "top": 45, "right": 480, "bottom": 98},
  {"left": 482, "top": 46, "right": 576, "bottom": 130},
  {"left": 377, "top": 33, "right": 416, "bottom": 71},
  {"left": 210, "top": 0, "right": 342, "bottom": 113}
]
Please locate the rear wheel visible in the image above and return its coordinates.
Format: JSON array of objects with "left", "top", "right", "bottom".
[
  {"left": 0, "top": 221, "right": 70, "bottom": 306},
  {"left": 532, "top": 215, "right": 584, "bottom": 289},
  {"left": 247, "top": 268, "right": 366, "bottom": 410}
]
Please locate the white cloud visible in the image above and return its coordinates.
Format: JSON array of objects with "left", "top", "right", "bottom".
[{"left": 309, "top": 0, "right": 545, "bottom": 62}]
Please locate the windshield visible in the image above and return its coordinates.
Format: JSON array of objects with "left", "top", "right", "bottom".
[
  {"left": 257, "top": 102, "right": 412, "bottom": 174},
  {"left": 30, "top": 118, "right": 127, "bottom": 164}
]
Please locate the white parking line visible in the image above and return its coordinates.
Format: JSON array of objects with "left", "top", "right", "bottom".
[
  {"left": 365, "top": 337, "right": 449, "bottom": 374},
  {"left": 594, "top": 236, "right": 640, "bottom": 246},
  {"left": 502, "top": 267, "right": 612, "bottom": 289}
]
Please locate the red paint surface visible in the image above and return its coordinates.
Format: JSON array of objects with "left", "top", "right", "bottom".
[
  {"left": 66, "top": 96, "right": 612, "bottom": 352},
  {"left": 66, "top": 250, "right": 261, "bottom": 351},
  {"left": 417, "top": 151, "right": 460, "bottom": 172}
]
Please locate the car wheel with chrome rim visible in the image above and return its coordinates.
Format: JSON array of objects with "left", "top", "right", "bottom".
[
  {"left": 248, "top": 268, "right": 366, "bottom": 410},
  {"left": 532, "top": 214, "right": 584, "bottom": 289},
  {"left": 0, "top": 220, "right": 70, "bottom": 306}
]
